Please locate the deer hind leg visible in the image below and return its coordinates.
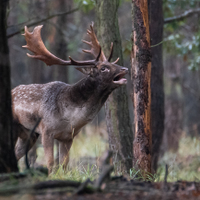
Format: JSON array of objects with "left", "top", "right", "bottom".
[
  {"left": 42, "top": 133, "right": 54, "bottom": 174},
  {"left": 15, "top": 125, "right": 39, "bottom": 160},
  {"left": 59, "top": 139, "right": 73, "bottom": 171}
]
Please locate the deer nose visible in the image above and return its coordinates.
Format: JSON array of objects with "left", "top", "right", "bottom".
[{"left": 121, "top": 67, "right": 128, "bottom": 73}]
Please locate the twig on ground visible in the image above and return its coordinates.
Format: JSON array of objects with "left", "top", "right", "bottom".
[
  {"left": 33, "top": 180, "right": 81, "bottom": 190},
  {"left": 94, "top": 151, "right": 113, "bottom": 190},
  {"left": 94, "top": 165, "right": 114, "bottom": 190},
  {"left": 164, "top": 164, "right": 168, "bottom": 183},
  {"left": 163, "top": 164, "right": 169, "bottom": 191},
  {"left": 0, "top": 172, "right": 26, "bottom": 182},
  {"left": 0, "top": 180, "right": 81, "bottom": 195},
  {"left": 73, "top": 178, "right": 94, "bottom": 195}
]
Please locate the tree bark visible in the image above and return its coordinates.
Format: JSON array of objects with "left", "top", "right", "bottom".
[
  {"left": 54, "top": 0, "right": 71, "bottom": 82},
  {"left": 0, "top": 0, "right": 18, "bottom": 173},
  {"left": 182, "top": 62, "right": 200, "bottom": 137},
  {"left": 131, "top": 0, "right": 152, "bottom": 175},
  {"left": 148, "top": 0, "right": 164, "bottom": 173},
  {"left": 95, "top": 0, "right": 133, "bottom": 172},
  {"left": 53, "top": 0, "right": 72, "bottom": 165}
]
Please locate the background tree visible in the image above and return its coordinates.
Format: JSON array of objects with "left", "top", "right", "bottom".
[
  {"left": 148, "top": 0, "right": 165, "bottom": 172},
  {"left": 131, "top": 0, "right": 152, "bottom": 174},
  {"left": 0, "top": 0, "right": 18, "bottom": 173},
  {"left": 52, "top": 0, "right": 72, "bottom": 165},
  {"left": 95, "top": 0, "right": 133, "bottom": 172},
  {"left": 161, "top": 0, "right": 200, "bottom": 152}
]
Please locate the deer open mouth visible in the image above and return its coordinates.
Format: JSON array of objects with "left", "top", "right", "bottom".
[{"left": 113, "top": 72, "right": 127, "bottom": 85}]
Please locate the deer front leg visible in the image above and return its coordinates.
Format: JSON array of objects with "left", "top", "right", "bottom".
[
  {"left": 59, "top": 139, "right": 73, "bottom": 171},
  {"left": 42, "top": 133, "right": 54, "bottom": 174}
]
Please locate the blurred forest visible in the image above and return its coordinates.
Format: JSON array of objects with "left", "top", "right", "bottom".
[{"left": 5, "top": 0, "right": 200, "bottom": 178}]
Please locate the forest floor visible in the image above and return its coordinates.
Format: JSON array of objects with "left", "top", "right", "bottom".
[
  {"left": 1, "top": 175, "right": 200, "bottom": 200},
  {"left": 1, "top": 124, "right": 200, "bottom": 199}
]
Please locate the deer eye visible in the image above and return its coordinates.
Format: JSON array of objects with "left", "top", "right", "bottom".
[
  {"left": 101, "top": 66, "right": 109, "bottom": 72},
  {"left": 101, "top": 67, "right": 106, "bottom": 71}
]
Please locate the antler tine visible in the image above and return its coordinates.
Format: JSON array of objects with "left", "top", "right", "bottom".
[
  {"left": 82, "top": 22, "right": 106, "bottom": 61},
  {"left": 22, "top": 25, "right": 71, "bottom": 66},
  {"left": 108, "top": 42, "right": 113, "bottom": 62},
  {"left": 69, "top": 56, "right": 97, "bottom": 66},
  {"left": 108, "top": 42, "right": 120, "bottom": 64},
  {"left": 69, "top": 47, "right": 101, "bottom": 66},
  {"left": 112, "top": 57, "right": 120, "bottom": 64}
]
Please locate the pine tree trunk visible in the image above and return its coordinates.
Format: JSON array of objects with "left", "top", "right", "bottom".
[
  {"left": 95, "top": 0, "right": 133, "bottom": 172},
  {"left": 131, "top": 0, "right": 152, "bottom": 175},
  {"left": 0, "top": 0, "right": 18, "bottom": 173}
]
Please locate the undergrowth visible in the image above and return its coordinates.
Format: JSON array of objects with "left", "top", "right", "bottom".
[
  {"left": 18, "top": 124, "right": 200, "bottom": 182},
  {"left": 156, "top": 134, "right": 200, "bottom": 182},
  {"left": 50, "top": 164, "right": 100, "bottom": 182}
]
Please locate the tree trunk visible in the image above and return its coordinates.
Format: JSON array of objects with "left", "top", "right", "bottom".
[
  {"left": 182, "top": 62, "right": 200, "bottom": 137},
  {"left": 54, "top": 0, "right": 71, "bottom": 82},
  {"left": 162, "top": 57, "right": 182, "bottom": 153},
  {"left": 131, "top": 0, "right": 152, "bottom": 175},
  {"left": 95, "top": 0, "right": 133, "bottom": 172},
  {"left": 148, "top": 0, "right": 164, "bottom": 173},
  {"left": 0, "top": 0, "right": 18, "bottom": 173},
  {"left": 29, "top": 0, "right": 47, "bottom": 84},
  {"left": 53, "top": 0, "right": 72, "bottom": 165}
]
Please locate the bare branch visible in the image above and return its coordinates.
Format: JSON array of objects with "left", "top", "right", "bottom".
[
  {"left": 164, "top": 8, "right": 200, "bottom": 24},
  {"left": 7, "top": 7, "right": 79, "bottom": 38}
]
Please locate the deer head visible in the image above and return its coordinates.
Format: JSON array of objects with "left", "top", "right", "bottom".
[{"left": 22, "top": 23, "right": 128, "bottom": 89}]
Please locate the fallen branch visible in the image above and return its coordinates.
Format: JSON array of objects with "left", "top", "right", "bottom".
[
  {"left": 33, "top": 180, "right": 81, "bottom": 190},
  {"left": 73, "top": 178, "right": 94, "bottom": 195},
  {"left": 163, "top": 164, "right": 169, "bottom": 191},
  {"left": 0, "top": 151, "right": 114, "bottom": 195},
  {"left": 94, "top": 165, "right": 114, "bottom": 190},
  {"left": 0, "top": 167, "right": 48, "bottom": 183},
  {"left": 0, "top": 172, "right": 26, "bottom": 182},
  {"left": 164, "top": 164, "right": 168, "bottom": 183},
  {"left": 94, "top": 151, "right": 113, "bottom": 190},
  {"left": 0, "top": 179, "right": 81, "bottom": 195}
]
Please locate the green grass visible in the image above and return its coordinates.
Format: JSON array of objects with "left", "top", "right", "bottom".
[
  {"left": 20, "top": 123, "right": 108, "bottom": 181},
  {"left": 49, "top": 164, "right": 100, "bottom": 182},
  {"left": 18, "top": 124, "right": 200, "bottom": 182},
  {"left": 35, "top": 123, "right": 108, "bottom": 167},
  {"left": 157, "top": 134, "right": 200, "bottom": 182}
]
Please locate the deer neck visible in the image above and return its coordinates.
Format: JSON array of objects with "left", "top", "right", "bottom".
[{"left": 68, "top": 76, "right": 111, "bottom": 107}]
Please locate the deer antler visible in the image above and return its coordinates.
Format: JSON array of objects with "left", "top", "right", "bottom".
[
  {"left": 82, "top": 22, "right": 107, "bottom": 62},
  {"left": 82, "top": 22, "right": 119, "bottom": 64},
  {"left": 22, "top": 25, "right": 99, "bottom": 67},
  {"left": 22, "top": 25, "right": 71, "bottom": 66},
  {"left": 69, "top": 47, "right": 101, "bottom": 66}
]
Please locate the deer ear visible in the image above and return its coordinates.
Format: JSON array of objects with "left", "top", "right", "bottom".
[{"left": 75, "top": 67, "right": 96, "bottom": 76}]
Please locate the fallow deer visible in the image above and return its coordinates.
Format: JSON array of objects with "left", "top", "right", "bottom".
[{"left": 12, "top": 23, "right": 128, "bottom": 173}]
